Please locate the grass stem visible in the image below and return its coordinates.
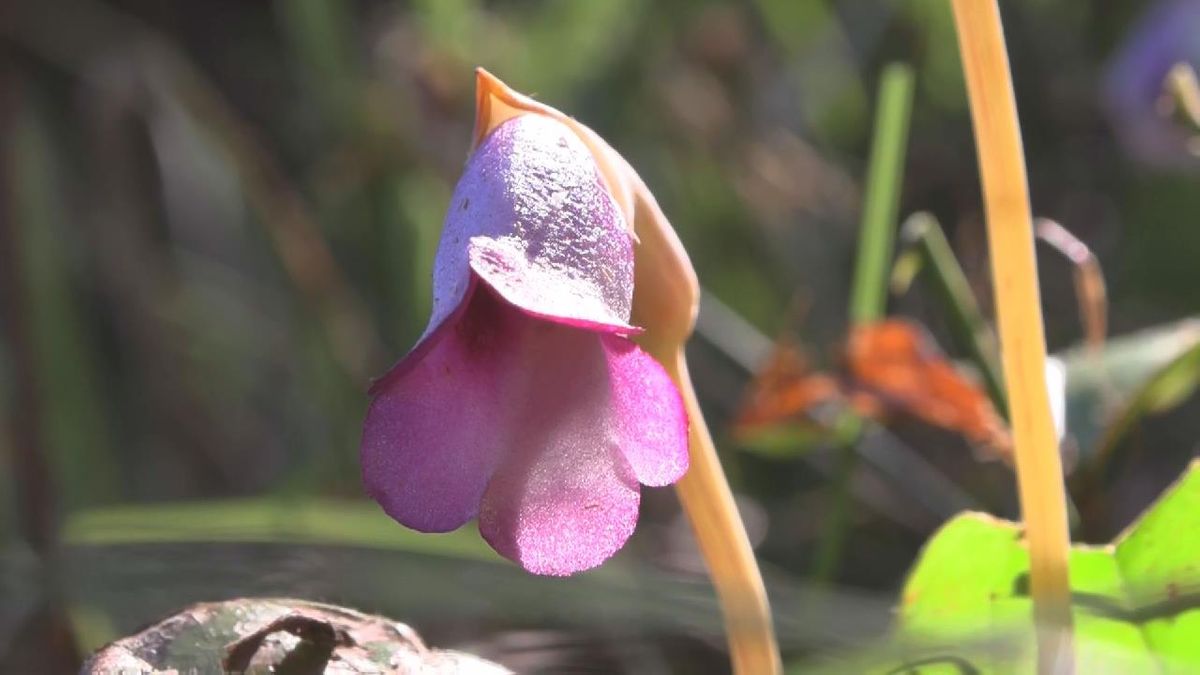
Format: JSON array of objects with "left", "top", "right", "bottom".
[
  {"left": 849, "top": 63, "right": 916, "bottom": 324},
  {"left": 895, "top": 212, "right": 1008, "bottom": 416},
  {"left": 1035, "top": 218, "right": 1107, "bottom": 352},
  {"left": 815, "top": 62, "right": 914, "bottom": 582}
]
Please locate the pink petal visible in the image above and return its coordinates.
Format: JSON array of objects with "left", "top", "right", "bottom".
[
  {"left": 476, "top": 316, "right": 643, "bottom": 576},
  {"left": 478, "top": 430, "right": 640, "bottom": 576},
  {"left": 365, "top": 284, "right": 687, "bottom": 574},
  {"left": 601, "top": 335, "right": 690, "bottom": 486},
  {"left": 361, "top": 288, "right": 515, "bottom": 533},
  {"left": 426, "top": 114, "right": 635, "bottom": 339}
]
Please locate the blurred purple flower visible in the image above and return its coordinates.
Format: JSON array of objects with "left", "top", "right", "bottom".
[
  {"left": 1104, "top": 0, "right": 1200, "bottom": 167},
  {"left": 361, "top": 113, "right": 689, "bottom": 576}
]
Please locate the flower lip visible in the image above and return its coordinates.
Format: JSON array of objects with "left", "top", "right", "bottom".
[{"left": 362, "top": 281, "right": 689, "bottom": 574}]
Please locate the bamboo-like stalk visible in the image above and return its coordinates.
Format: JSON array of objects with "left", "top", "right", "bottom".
[{"left": 949, "top": 1, "right": 1074, "bottom": 671}]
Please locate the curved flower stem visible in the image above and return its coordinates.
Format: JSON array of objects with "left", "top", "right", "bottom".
[
  {"left": 664, "top": 351, "right": 781, "bottom": 675},
  {"left": 1035, "top": 218, "right": 1107, "bottom": 353},
  {"left": 950, "top": 1, "right": 1074, "bottom": 671}
]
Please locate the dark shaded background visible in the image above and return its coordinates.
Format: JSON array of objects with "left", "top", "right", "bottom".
[{"left": 1, "top": 0, "right": 1198, "bottom": 672}]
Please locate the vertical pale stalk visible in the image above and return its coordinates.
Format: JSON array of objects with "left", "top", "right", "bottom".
[
  {"left": 665, "top": 353, "right": 782, "bottom": 675},
  {"left": 631, "top": 187, "right": 782, "bottom": 675},
  {"left": 949, "top": 0, "right": 1074, "bottom": 670}
]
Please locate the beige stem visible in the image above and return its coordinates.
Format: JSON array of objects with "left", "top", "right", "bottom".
[
  {"left": 665, "top": 350, "right": 782, "bottom": 675},
  {"left": 950, "top": 0, "right": 1074, "bottom": 671}
]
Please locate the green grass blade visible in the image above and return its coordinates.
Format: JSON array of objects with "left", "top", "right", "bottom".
[
  {"left": 814, "top": 63, "right": 915, "bottom": 583},
  {"left": 62, "top": 498, "right": 499, "bottom": 563},
  {"left": 849, "top": 63, "right": 915, "bottom": 324},
  {"left": 895, "top": 211, "right": 1008, "bottom": 416}
]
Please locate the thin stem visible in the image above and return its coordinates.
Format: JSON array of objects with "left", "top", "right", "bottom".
[
  {"left": 897, "top": 212, "right": 1008, "bottom": 416},
  {"left": 810, "top": 429, "right": 859, "bottom": 581},
  {"left": 950, "top": 1, "right": 1074, "bottom": 670},
  {"left": 1035, "top": 218, "right": 1107, "bottom": 352},
  {"left": 815, "top": 63, "right": 914, "bottom": 581},
  {"left": 667, "top": 352, "right": 781, "bottom": 675},
  {"left": 0, "top": 63, "right": 83, "bottom": 673},
  {"left": 0, "top": 68, "right": 55, "bottom": 559}
]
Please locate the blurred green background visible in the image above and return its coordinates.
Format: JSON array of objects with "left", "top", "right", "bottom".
[{"left": 1, "top": 0, "right": 1198, "bottom": 672}]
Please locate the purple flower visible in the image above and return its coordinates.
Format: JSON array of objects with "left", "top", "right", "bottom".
[
  {"left": 361, "top": 90, "right": 690, "bottom": 576},
  {"left": 1104, "top": 0, "right": 1200, "bottom": 167}
]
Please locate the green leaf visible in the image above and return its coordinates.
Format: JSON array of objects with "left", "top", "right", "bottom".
[
  {"left": 879, "top": 460, "right": 1200, "bottom": 673},
  {"left": 1089, "top": 340, "right": 1200, "bottom": 478},
  {"left": 1060, "top": 319, "right": 1200, "bottom": 464}
]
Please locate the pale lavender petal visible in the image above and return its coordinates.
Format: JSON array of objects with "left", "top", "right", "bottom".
[
  {"left": 361, "top": 288, "right": 515, "bottom": 533},
  {"left": 427, "top": 114, "right": 636, "bottom": 339},
  {"left": 602, "top": 335, "right": 690, "bottom": 487},
  {"left": 476, "top": 318, "right": 642, "bottom": 576}
]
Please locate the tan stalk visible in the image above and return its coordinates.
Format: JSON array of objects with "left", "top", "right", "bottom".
[
  {"left": 628, "top": 186, "right": 781, "bottom": 675},
  {"left": 665, "top": 354, "right": 781, "bottom": 675},
  {"left": 950, "top": 1, "right": 1074, "bottom": 672},
  {"left": 627, "top": 142, "right": 782, "bottom": 675}
]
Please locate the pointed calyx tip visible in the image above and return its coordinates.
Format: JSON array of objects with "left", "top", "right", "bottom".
[{"left": 473, "top": 68, "right": 538, "bottom": 149}]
